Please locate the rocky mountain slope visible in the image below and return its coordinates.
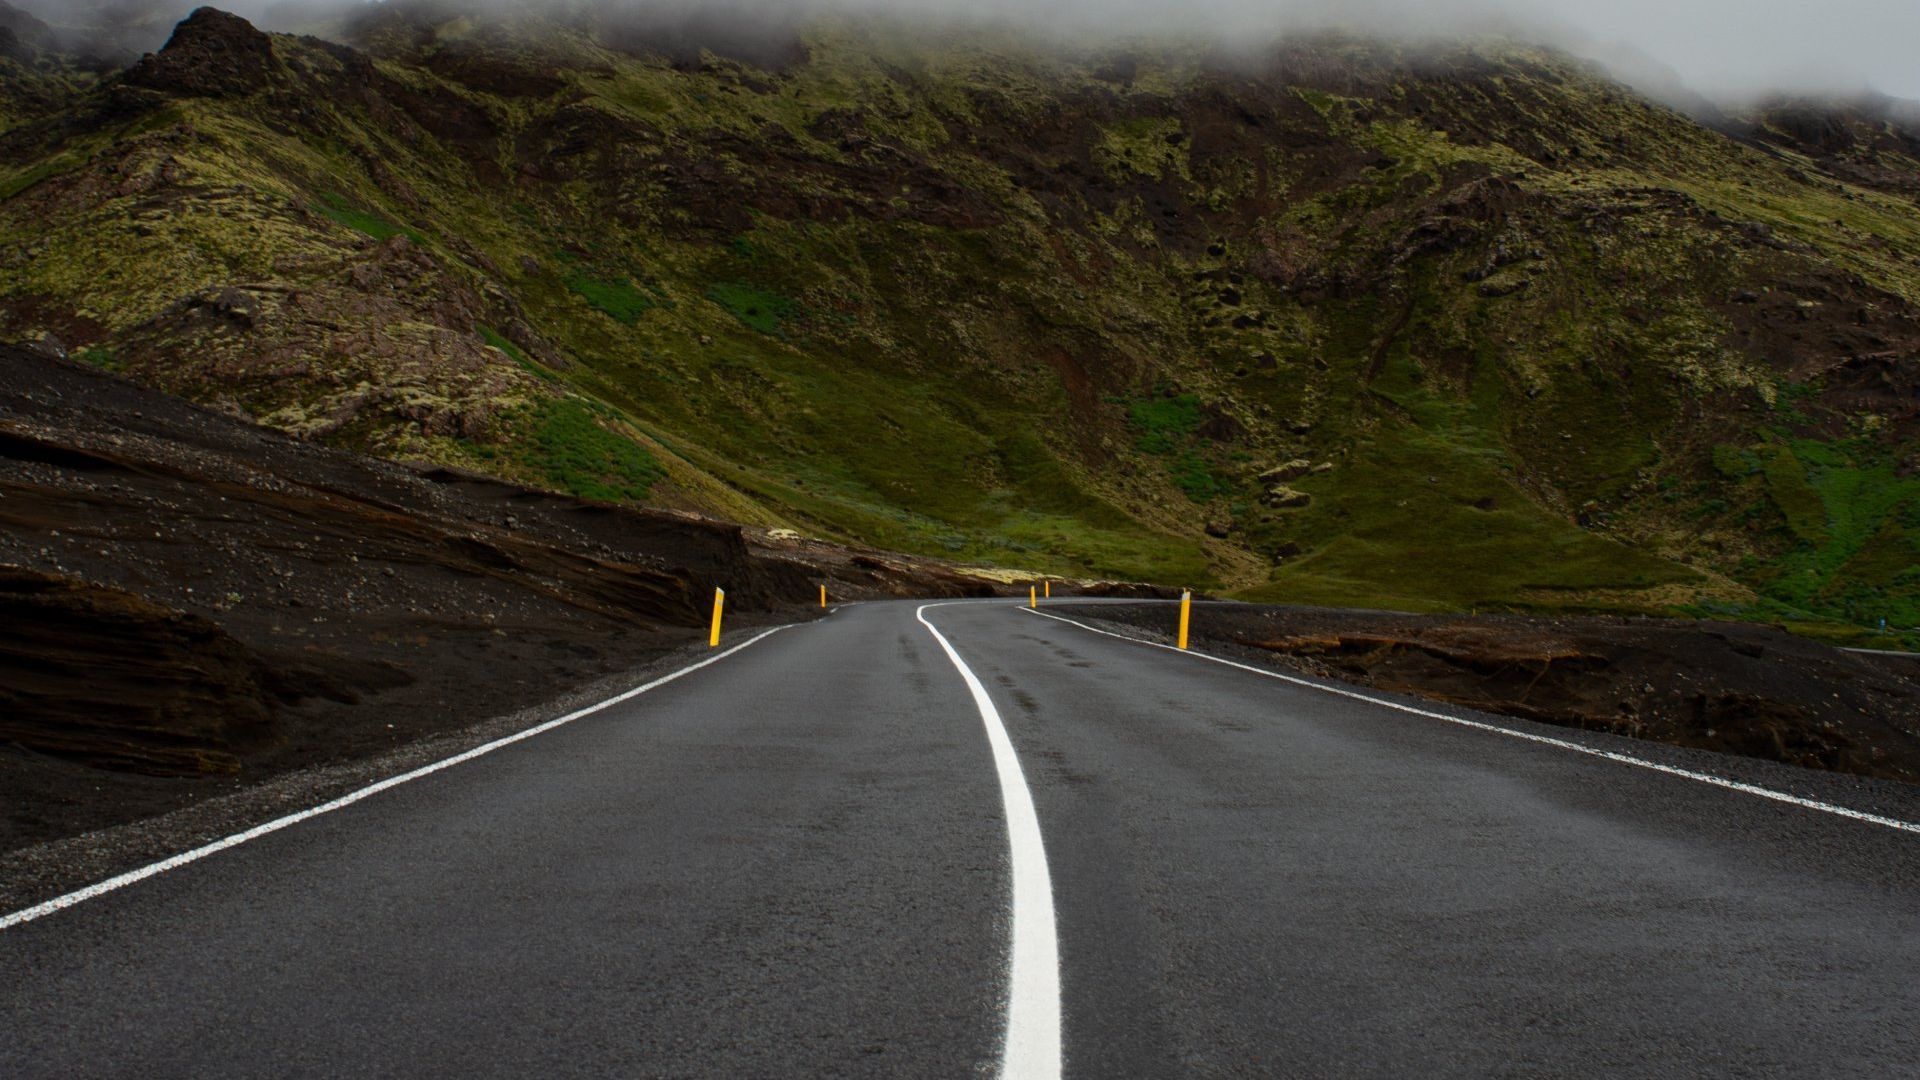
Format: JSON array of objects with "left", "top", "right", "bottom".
[{"left": 4, "top": 4, "right": 1919, "bottom": 638}]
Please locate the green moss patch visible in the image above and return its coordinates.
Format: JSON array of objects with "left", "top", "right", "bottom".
[
  {"left": 313, "top": 191, "right": 423, "bottom": 243},
  {"left": 1120, "top": 391, "right": 1231, "bottom": 501},
  {"left": 517, "top": 399, "right": 664, "bottom": 503},
  {"left": 1749, "top": 439, "right": 1920, "bottom": 628},
  {"left": 706, "top": 283, "right": 800, "bottom": 335},
  {"left": 1762, "top": 444, "right": 1828, "bottom": 544},
  {"left": 1242, "top": 416, "right": 1693, "bottom": 612},
  {"left": 567, "top": 273, "right": 656, "bottom": 324},
  {"left": 74, "top": 345, "right": 121, "bottom": 372},
  {"left": 1127, "top": 392, "right": 1204, "bottom": 454}
]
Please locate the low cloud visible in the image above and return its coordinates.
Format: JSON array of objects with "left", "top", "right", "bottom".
[{"left": 21, "top": 0, "right": 1920, "bottom": 102}]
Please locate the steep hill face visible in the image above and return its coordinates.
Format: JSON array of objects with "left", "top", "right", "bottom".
[
  {"left": 4, "top": 6, "right": 1919, "bottom": 636},
  {"left": 1742, "top": 92, "right": 1920, "bottom": 201}
]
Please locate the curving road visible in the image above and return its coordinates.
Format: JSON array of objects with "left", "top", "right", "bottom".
[{"left": 3, "top": 599, "right": 1919, "bottom": 1077}]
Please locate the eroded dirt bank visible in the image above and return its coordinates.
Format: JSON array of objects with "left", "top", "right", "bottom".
[
  {"left": 1059, "top": 602, "right": 1920, "bottom": 783},
  {"left": 0, "top": 345, "right": 1012, "bottom": 851}
]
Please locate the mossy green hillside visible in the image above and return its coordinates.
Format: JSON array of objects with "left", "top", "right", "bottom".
[{"left": 3, "top": 11, "right": 1919, "bottom": 632}]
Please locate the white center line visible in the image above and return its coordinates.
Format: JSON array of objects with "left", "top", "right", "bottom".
[
  {"left": 0, "top": 625, "right": 794, "bottom": 932},
  {"left": 1024, "top": 606, "right": 1920, "bottom": 836},
  {"left": 917, "top": 602, "right": 1062, "bottom": 1080}
]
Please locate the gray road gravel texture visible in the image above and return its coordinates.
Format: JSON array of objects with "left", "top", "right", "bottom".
[{"left": 5, "top": 599, "right": 1920, "bottom": 1077}]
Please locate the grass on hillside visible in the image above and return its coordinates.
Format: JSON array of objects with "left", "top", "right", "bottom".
[
  {"left": 515, "top": 398, "right": 664, "bottom": 503},
  {"left": 313, "top": 191, "right": 423, "bottom": 243},
  {"left": 1760, "top": 444, "right": 1829, "bottom": 544},
  {"left": 1238, "top": 419, "right": 1696, "bottom": 612},
  {"left": 1124, "top": 391, "right": 1232, "bottom": 501},
  {"left": 706, "top": 283, "right": 801, "bottom": 335},
  {"left": 74, "top": 345, "right": 122, "bottom": 372},
  {"left": 1748, "top": 438, "right": 1920, "bottom": 628},
  {"left": 1241, "top": 334, "right": 1697, "bottom": 612},
  {"left": 567, "top": 273, "right": 657, "bottom": 324}
]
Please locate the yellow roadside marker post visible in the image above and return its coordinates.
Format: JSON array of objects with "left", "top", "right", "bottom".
[
  {"left": 1029, "top": 585, "right": 1038, "bottom": 608},
  {"left": 1044, "top": 580, "right": 1051, "bottom": 598},
  {"left": 820, "top": 584, "right": 827, "bottom": 608},
  {"left": 1177, "top": 589, "right": 1192, "bottom": 650},
  {"left": 709, "top": 587, "right": 725, "bottom": 647}
]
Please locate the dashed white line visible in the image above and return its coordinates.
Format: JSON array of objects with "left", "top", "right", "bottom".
[
  {"left": 918, "top": 602, "right": 1062, "bottom": 1080},
  {"left": 0, "top": 625, "right": 794, "bottom": 932},
  {"left": 1024, "top": 606, "right": 1920, "bottom": 837}
]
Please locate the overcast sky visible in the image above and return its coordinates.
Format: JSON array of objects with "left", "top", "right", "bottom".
[
  {"left": 840, "top": 0, "right": 1920, "bottom": 100},
  {"left": 1560, "top": 0, "right": 1920, "bottom": 99},
  {"left": 61, "top": 0, "right": 1919, "bottom": 102}
]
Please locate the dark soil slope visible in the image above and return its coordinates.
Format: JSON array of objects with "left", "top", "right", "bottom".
[
  {"left": 0, "top": 343, "right": 996, "bottom": 848},
  {"left": 1071, "top": 601, "right": 1920, "bottom": 782}
]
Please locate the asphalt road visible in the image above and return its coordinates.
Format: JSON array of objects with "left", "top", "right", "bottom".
[{"left": 4, "top": 599, "right": 1919, "bottom": 1077}]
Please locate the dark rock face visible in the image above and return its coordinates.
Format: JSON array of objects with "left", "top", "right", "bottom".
[
  {"left": 124, "top": 7, "right": 276, "bottom": 98},
  {"left": 0, "top": 566, "right": 278, "bottom": 776},
  {"left": 1076, "top": 601, "right": 1920, "bottom": 784}
]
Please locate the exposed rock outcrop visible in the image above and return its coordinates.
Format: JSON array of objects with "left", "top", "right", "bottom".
[{"left": 124, "top": 7, "right": 276, "bottom": 98}]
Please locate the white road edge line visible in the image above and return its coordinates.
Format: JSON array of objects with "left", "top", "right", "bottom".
[
  {"left": 1023, "top": 607, "right": 1920, "bottom": 837},
  {"left": 918, "top": 603, "right": 1062, "bottom": 1080},
  {"left": 0, "top": 625, "right": 794, "bottom": 932}
]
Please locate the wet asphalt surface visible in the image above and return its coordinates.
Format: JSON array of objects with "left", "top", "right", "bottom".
[{"left": 3, "top": 599, "right": 1919, "bottom": 1077}]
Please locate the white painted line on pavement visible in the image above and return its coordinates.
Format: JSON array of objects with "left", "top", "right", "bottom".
[
  {"left": 0, "top": 625, "right": 794, "bottom": 932},
  {"left": 1023, "top": 607, "right": 1920, "bottom": 837},
  {"left": 918, "top": 603, "right": 1062, "bottom": 1080}
]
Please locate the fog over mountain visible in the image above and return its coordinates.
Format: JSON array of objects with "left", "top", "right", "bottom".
[
  {"left": 12, "top": 0, "right": 1920, "bottom": 102},
  {"left": 840, "top": 0, "right": 1920, "bottom": 100}
]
